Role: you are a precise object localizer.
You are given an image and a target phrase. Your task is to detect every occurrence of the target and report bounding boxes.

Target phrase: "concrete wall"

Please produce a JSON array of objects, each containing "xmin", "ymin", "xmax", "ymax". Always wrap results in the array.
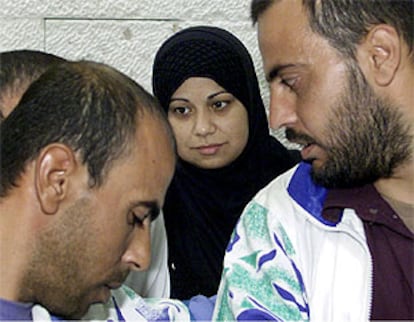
[{"xmin": 1, "ymin": 0, "xmax": 290, "ymax": 144}]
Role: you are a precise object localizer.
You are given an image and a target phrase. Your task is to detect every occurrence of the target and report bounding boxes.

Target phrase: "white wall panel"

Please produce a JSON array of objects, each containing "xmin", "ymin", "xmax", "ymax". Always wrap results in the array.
[
  {"xmin": 0, "ymin": 0, "xmax": 290, "ymax": 145},
  {"xmin": 181, "ymin": 0, "xmax": 249, "ymax": 20},
  {"xmin": 0, "ymin": 18, "xmax": 44, "ymax": 51},
  {"xmin": 45, "ymin": 19, "xmax": 177, "ymax": 92},
  {"xmin": 0, "ymin": 0, "xmax": 259, "ymax": 92},
  {"xmin": 0, "ymin": 0, "xmax": 184, "ymax": 18}
]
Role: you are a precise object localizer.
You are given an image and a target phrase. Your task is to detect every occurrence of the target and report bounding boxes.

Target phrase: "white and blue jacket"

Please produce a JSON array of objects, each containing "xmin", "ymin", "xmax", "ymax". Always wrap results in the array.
[{"xmin": 213, "ymin": 162, "xmax": 372, "ymax": 322}]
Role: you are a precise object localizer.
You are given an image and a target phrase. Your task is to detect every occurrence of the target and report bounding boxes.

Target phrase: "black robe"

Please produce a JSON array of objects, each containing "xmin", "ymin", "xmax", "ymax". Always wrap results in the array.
[{"xmin": 152, "ymin": 26, "xmax": 300, "ymax": 299}]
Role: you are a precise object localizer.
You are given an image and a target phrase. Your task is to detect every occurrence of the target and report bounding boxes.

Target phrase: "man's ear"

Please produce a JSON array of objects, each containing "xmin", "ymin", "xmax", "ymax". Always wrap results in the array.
[
  {"xmin": 35, "ymin": 143, "xmax": 77, "ymax": 214},
  {"xmin": 357, "ymin": 24, "xmax": 401, "ymax": 86}
]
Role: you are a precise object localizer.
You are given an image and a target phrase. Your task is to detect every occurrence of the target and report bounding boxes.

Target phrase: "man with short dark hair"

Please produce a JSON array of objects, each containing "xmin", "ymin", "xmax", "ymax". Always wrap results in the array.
[
  {"xmin": 0, "ymin": 60, "xmax": 189, "ymax": 320},
  {"xmin": 0, "ymin": 50, "xmax": 65, "ymax": 121},
  {"xmin": 0, "ymin": 49, "xmax": 172, "ymax": 300},
  {"xmin": 213, "ymin": 0, "xmax": 413, "ymax": 320}
]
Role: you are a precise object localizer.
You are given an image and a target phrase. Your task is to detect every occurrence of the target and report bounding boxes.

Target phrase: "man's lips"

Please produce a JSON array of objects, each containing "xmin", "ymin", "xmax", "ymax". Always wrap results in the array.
[
  {"xmin": 105, "ymin": 282, "xmax": 123, "ymax": 290},
  {"xmin": 285, "ymin": 128, "xmax": 318, "ymax": 159},
  {"xmin": 105, "ymin": 272, "xmax": 128, "ymax": 291},
  {"xmin": 300, "ymin": 143, "xmax": 315, "ymax": 160},
  {"xmin": 89, "ymin": 280, "xmax": 126, "ymax": 306},
  {"xmin": 285, "ymin": 128, "xmax": 315, "ymax": 146}
]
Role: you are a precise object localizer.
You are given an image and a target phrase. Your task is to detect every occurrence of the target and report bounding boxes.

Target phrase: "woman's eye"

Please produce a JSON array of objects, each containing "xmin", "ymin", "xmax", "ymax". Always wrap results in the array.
[
  {"xmin": 212, "ymin": 100, "xmax": 228, "ymax": 111},
  {"xmin": 171, "ymin": 106, "xmax": 191, "ymax": 116}
]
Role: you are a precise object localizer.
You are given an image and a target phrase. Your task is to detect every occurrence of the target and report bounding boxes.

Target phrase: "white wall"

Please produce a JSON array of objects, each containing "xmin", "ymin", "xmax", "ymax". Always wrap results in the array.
[
  {"xmin": 0, "ymin": 0, "xmax": 290, "ymax": 145},
  {"xmin": 0, "ymin": 1, "xmax": 261, "ymax": 93}
]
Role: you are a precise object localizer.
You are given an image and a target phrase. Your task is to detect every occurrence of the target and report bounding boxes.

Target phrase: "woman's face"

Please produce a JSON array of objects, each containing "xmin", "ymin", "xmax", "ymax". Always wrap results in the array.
[{"xmin": 168, "ymin": 77, "xmax": 249, "ymax": 169}]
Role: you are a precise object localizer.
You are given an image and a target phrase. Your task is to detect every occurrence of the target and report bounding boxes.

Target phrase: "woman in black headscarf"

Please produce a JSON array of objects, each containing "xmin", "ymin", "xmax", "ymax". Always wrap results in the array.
[{"xmin": 152, "ymin": 26, "xmax": 300, "ymax": 300}]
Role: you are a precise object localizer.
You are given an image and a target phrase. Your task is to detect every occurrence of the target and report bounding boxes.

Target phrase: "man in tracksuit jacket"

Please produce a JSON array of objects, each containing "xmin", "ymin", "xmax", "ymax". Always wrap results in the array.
[{"xmin": 213, "ymin": 0, "xmax": 414, "ymax": 321}]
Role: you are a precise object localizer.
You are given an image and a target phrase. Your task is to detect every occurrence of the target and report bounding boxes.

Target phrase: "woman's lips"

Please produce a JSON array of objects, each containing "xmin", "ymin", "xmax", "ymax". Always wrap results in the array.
[{"xmin": 195, "ymin": 144, "xmax": 224, "ymax": 155}]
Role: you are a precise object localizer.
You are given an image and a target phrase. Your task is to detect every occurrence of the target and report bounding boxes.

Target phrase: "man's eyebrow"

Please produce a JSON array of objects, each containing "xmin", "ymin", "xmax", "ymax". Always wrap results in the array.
[
  {"xmin": 131, "ymin": 201, "xmax": 161, "ymax": 221},
  {"xmin": 266, "ymin": 64, "xmax": 296, "ymax": 82}
]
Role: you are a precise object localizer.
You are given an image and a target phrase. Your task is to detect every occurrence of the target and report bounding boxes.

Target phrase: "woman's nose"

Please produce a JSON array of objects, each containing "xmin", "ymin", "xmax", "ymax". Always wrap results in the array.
[{"xmin": 193, "ymin": 110, "xmax": 216, "ymax": 136}]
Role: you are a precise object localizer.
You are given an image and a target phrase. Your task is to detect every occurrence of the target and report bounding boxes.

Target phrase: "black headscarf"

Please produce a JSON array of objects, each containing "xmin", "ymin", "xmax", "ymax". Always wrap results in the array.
[{"xmin": 152, "ymin": 26, "xmax": 300, "ymax": 299}]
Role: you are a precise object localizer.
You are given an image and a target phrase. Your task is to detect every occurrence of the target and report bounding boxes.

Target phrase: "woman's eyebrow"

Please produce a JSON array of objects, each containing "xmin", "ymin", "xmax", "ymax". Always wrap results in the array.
[
  {"xmin": 208, "ymin": 90, "xmax": 229, "ymax": 100},
  {"xmin": 170, "ymin": 97, "xmax": 189, "ymax": 103}
]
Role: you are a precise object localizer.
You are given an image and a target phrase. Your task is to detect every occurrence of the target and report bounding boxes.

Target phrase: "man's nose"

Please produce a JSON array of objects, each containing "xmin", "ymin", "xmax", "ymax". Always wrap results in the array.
[
  {"xmin": 268, "ymin": 88, "xmax": 298, "ymax": 129},
  {"xmin": 122, "ymin": 225, "xmax": 151, "ymax": 272}
]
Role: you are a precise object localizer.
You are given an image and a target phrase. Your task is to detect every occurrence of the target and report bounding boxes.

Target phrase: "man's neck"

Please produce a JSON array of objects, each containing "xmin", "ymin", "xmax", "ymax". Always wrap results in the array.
[
  {"xmin": 374, "ymin": 160, "xmax": 414, "ymax": 206},
  {"xmin": 0, "ymin": 202, "xmax": 34, "ymax": 302}
]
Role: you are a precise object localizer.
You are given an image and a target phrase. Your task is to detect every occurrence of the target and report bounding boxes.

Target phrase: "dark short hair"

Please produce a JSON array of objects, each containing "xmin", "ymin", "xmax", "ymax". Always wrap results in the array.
[
  {"xmin": 0, "ymin": 50, "xmax": 66, "ymax": 120},
  {"xmin": 251, "ymin": 0, "xmax": 414, "ymax": 61},
  {"xmin": 0, "ymin": 60, "xmax": 172, "ymax": 197},
  {"xmin": 251, "ymin": 0, "xmax": 275, "ymax": 24}
]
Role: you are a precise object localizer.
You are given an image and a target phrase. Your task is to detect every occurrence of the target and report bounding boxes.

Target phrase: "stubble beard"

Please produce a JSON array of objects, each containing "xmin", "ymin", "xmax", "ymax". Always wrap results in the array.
[
  {"xmin": 20, "ymin": 198, "xmax": 98, "ymax": 319},
  {"xmin": 311, "ymin": 61, "xmax": 412, "ymax": 188}
]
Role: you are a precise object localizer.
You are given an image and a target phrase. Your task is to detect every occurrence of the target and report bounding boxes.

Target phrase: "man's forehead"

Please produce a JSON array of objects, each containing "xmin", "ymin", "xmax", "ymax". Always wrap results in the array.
[
  {"xmin": 135, "ymin": 113, "xmax": 173, "ymax": 148},
  {"xmin": 257, "ymin": 0, "xmax": 321, "ymax": 72},
  {"xmin": 133, "ymin": 113, "xmax": 176, "ymax": 176},
  {"xmin": 257, "ymin": 0, "xmax": 309, "ymax": 41}
]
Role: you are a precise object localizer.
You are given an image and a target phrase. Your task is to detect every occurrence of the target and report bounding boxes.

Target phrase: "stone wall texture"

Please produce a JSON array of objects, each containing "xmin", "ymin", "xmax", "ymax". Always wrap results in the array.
[{"xmin": 0, "ymin": 0, "xmax": 291, "ymax": 145}]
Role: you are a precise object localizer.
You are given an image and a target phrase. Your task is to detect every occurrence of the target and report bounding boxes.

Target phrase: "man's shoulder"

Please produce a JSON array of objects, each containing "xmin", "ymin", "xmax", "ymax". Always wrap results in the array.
[
  {"xmin": 254, "ymin": 162, "xmax": 327, "ymax": 215},
  {"xmin": 0, "ymin": 298, "xmax": 34, "ymax": 321},
  {"xmin": 254, "ymin": 163, "xmax": 299, "ymax": 202},
  {"xmin": 84, "ymin": 285, "xmax": 190, "ymax": 321}
]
